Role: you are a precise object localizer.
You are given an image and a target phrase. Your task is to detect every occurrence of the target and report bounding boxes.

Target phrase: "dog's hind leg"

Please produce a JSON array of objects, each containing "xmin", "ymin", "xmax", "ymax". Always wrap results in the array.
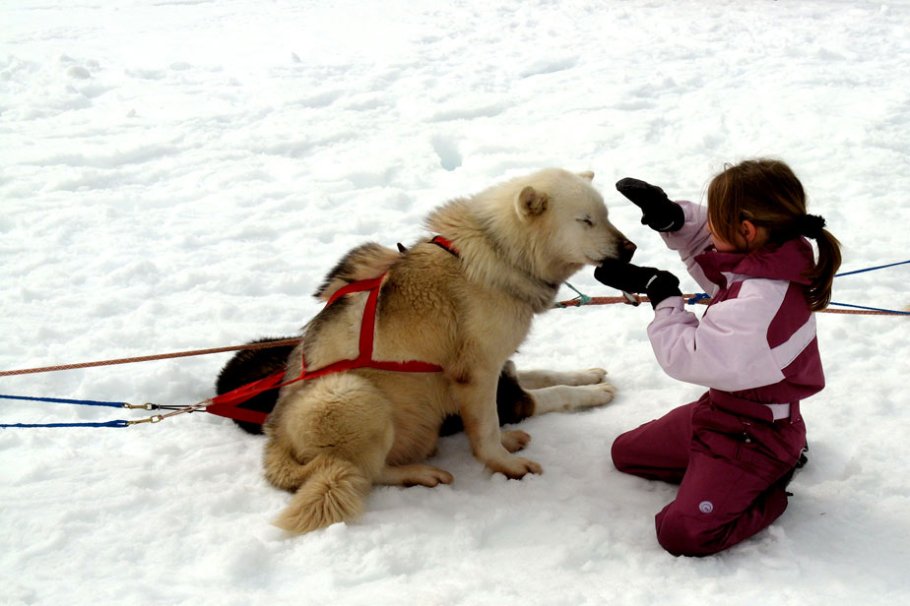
[
  {"xmin": 376, "ymin": 464, "xmax": 453, "ymax": 487},
  {"xmin": 270, "ymin": 375, "xmax": 395, "ymax": 534}
]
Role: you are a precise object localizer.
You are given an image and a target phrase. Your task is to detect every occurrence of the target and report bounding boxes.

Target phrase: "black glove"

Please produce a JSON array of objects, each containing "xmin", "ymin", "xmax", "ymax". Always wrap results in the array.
[
  {"xmin": 616, "ymin": 177, "xmax": 685, "ymax": 232},
  {"xmin": 594, "ymin": 260, "xmax": 681, "ymax": 309}
]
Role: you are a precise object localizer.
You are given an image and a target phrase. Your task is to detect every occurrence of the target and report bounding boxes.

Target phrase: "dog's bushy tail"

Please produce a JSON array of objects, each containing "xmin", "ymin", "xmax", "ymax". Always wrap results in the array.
[
  {"xmin": 273, "ymin": 454, "xmax": 372, "ymax": 534},
  {"xmin": 314, "ymin": 242, "xmax": 401, "ymax": 302}
]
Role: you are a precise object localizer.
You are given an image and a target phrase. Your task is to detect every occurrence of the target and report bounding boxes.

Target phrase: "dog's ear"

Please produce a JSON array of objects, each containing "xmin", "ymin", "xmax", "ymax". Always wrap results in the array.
[
  {"xmin": 517, "ymin": 186, "xmax": 549, "ymax": 218},
  {"xmin": 578, "ymin": 171, "xmax": 595, "ymax": 181}
]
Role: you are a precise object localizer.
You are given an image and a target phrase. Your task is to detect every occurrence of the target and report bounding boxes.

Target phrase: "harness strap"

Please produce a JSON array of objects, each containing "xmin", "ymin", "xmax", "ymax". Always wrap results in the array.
[
  {"xmin": 206, "ymin": 372, "xmax": 285, "ymax": 424},
  {"xmin": 207, "ymin": 269, "xmax": 445, "ymax": 424},
  {"xmin": 430, "ymin": 235, "xmax": 460, "ymax": 256}
]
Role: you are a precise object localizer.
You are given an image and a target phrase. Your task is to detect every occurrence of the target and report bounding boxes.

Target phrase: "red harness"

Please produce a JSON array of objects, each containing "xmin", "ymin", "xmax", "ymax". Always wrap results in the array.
[{"xmin": 207, "ymin": 238, "xmax": 458, "ymax": 425}]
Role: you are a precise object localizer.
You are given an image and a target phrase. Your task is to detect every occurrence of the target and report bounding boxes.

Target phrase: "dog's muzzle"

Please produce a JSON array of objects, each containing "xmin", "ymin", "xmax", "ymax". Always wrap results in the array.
[{"xmin": 618, "ymin": 239, "xmax": 637, "ymax": 263}]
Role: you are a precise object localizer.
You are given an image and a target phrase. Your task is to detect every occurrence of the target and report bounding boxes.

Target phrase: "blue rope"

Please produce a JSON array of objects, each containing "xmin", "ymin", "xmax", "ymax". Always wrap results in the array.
[
  {"xmin": 0, "ymin": 420, "xmax": 129, "ymax": 428},
  {"xmin": 562, "ymin": 282, "xmax": 592, "ymax": 306},
  {"xmin": 829, "ymin": 259, "xmax": 910, "ymax": 314},
  {"xmin": 828, "ymin": 301, "xmax": 910, "ymax": 315},
  {"xmin": 835, "ymin": 259, "xmax": 910, "ymax": 278},
  {"xmin": 673, "ymin": 259, "xmax": 910, "ymax": 312},
  {"xmin": 0, "ymin": 394, "xmax": 133, "ymax": 428},
  {"xmin": 681, "ymin": 295, "xmax": 907, "ymax": 314},
  {"xmin": 570, "ymin": 258, "xmax": 909, "ymax": 313},
  {"xmin": 687, "ymin": 293, "xmax": 711, "ymax": 305},
  {"xmin": 0, "ymin": 394, "xmax": 125, "ymax": 407}
]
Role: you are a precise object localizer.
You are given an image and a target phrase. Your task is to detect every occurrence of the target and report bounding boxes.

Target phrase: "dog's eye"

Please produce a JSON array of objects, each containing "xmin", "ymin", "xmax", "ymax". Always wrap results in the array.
[{"xmin": 577, "ymin": 216, "xmax": 594, "ymax": 227}]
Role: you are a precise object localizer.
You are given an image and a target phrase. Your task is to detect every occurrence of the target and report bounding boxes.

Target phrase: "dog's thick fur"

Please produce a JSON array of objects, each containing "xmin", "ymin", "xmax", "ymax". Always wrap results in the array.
[{"xmin": 262, "ymin": 168, "xmax": 635, "ymax": 534}]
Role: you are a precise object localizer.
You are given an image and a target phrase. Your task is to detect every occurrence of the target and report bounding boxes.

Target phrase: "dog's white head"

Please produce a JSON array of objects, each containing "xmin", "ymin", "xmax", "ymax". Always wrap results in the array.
[
  {"xmin": 425, "ymin": 168, "xmax": 636, "ymax": 309},
  {"xmin": 502, "ymin": 168, "xmax": 636, "ymax": 284}
]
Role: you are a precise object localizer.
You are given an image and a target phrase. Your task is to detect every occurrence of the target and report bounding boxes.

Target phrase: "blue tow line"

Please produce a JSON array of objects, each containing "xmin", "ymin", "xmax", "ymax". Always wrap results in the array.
[
  {"xmin": 0, "ymin": 394, "xmax": 200, "ymax": 429},
  {"xmin": 829, "ymin": 259, "xmax": 910, "ymax": 315},
  {"xmin": 828, "ymin": 301, "xmax": 910, "ymax": 315},
  {"xmin": 2, "ymin": 259, "xmax": 908, "ymax": 429},
  {"xmin": 833, "ymin": 259, "xmax": 910, "ymax": 278},
  {"xmin": 0, "ymin": 394, "xmax": 126, "ymax": 407},
  {"xmin": 675, "ymin": 259, "xmax": 910, "ymax": 315},
  {"xmin": 0, "ymin": 394, "xmax": 132, "ymax": 428},
  {"xmin": 2, "ymin": 419, "xmax": 130, "ymax": 428}
]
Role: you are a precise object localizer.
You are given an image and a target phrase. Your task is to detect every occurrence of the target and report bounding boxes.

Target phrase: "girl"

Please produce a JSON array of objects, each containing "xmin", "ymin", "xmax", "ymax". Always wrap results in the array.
[{"xmin": 594, "ymin": 158, "xmax": 842, "ymax": 557}]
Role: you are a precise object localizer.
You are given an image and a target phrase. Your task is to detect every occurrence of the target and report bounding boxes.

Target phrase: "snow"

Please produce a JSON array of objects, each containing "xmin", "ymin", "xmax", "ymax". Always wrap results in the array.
[{"xmin": 2, "ymin": 1, "xmax": 909, "ymax": 604}]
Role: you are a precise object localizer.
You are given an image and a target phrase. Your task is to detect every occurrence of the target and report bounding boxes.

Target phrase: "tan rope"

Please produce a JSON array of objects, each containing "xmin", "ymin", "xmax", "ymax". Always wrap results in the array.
[
  {"xmin": 813, "ymin": 307, "xmax": 906, "ymax": 315},
  {"xmin": 0, "ymin": 338, "xmax": 302, "ymax": 378}
]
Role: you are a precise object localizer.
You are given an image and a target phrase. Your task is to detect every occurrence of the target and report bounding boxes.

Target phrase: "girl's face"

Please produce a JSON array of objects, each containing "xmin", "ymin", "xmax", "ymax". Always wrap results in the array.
[
  {"xmin": 707, "ymin": 216, "xmax": 741, "ymax": 252},
  {"xmin": 708, "ymin": 216, "xmax": 767, "ymax": 253}
]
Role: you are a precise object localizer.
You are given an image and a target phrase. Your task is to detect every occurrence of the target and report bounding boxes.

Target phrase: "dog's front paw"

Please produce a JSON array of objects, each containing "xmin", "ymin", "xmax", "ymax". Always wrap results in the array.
[
  {"xmin": 587, "ymin": 380, "xmax": 617, "ymax": 406},
  {"xmin": 488, "ymin": 455, "xmax": 542, "ymax": 479},
  {"xmin": 581, "ymin": 368, "xmax": 608, "ymax": 385},
  {"xmin": 501, "ymin": 429, "xmax": 531, "ymax": 453}
]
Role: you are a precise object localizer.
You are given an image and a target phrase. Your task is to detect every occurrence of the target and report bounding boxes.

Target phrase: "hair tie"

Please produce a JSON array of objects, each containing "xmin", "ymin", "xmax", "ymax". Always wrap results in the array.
[{"xmin": 797, "ymin": 214, "xmax": 826, "ymax": 239}]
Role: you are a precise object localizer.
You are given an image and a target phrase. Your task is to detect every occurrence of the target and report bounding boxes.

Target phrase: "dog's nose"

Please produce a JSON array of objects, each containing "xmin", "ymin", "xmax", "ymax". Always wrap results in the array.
[{"xmin": 619, "ymin": 239, "xmax": 637, "ymax": 263}]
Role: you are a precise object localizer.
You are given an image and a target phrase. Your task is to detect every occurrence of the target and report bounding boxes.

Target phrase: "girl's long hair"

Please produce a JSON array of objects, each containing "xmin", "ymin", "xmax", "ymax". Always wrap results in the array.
[{"xmin": 707, "ymin": 159, "xmax": 842, "ymax": 311}]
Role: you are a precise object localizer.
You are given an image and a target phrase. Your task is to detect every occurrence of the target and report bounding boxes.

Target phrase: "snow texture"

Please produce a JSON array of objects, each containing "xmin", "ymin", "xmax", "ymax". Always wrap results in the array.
[{"xmin": 1, "ymin": 1, "xmax": 909, "ymax": 605}]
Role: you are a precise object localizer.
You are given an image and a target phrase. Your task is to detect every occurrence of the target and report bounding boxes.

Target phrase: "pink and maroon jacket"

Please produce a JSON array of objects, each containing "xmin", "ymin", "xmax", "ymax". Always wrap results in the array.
[{"xmin": 648, "ymin": 200, "xmax": 825, "ymax": 412}]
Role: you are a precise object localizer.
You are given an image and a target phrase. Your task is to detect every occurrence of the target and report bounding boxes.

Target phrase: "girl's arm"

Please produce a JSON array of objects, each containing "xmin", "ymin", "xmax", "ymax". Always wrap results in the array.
[
  {"xmin": 659, "ymin": 200, "xmax": 716, "ymax": 295},
  {"xmin": 646, "ymin": 278, "xmax": 815, "ymax": 392}
]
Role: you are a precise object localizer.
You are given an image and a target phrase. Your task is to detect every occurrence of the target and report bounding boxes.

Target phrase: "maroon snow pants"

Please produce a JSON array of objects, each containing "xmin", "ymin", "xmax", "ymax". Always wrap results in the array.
[{"xmin": 611, "ymin": 389, "xmax": 807, "ymax": 557}]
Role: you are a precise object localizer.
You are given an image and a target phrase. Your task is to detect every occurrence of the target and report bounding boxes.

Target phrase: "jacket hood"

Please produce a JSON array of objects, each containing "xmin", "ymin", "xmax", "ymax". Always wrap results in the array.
[{"xmin": 696, "ymin": 237, "xmax": 816, "ymax": 287}]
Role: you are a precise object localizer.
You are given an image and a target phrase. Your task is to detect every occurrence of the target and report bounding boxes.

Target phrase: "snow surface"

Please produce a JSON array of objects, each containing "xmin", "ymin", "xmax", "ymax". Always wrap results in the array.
[{"xmin": 2, "ymin": 1, "xmax": 909, "ymax": 604}]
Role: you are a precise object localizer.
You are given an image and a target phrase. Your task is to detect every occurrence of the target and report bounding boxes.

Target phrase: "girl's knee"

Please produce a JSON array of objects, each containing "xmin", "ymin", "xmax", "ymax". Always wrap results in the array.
[
  {"xmin": 610, "ymin": 432, "xmax": 635, "ymax": 472},
  {"xmin": 655, "ymin": 508, "xmax": 724, "ymax": 557}
]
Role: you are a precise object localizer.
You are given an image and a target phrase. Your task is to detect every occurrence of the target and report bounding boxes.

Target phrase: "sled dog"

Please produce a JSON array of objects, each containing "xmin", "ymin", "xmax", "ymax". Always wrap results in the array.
[{"xmin": 259, "ymin": 168, "xmax": 636, "ymax": 533}]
